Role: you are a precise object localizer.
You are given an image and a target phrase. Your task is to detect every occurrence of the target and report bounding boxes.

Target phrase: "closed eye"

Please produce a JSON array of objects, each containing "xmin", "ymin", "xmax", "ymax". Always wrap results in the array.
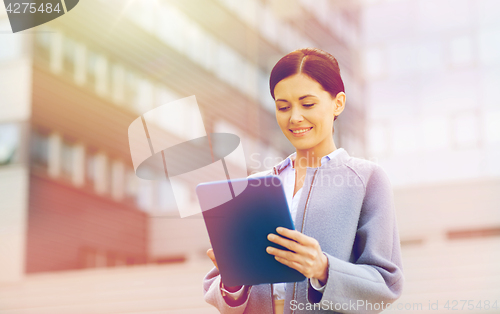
[
  {"xmin": 278, "ymin": 106, "xmax": 289, "ymax": 111},
  {"xmin": 303, "ymin": 104, "xmax": 314, "ymax": 107}
]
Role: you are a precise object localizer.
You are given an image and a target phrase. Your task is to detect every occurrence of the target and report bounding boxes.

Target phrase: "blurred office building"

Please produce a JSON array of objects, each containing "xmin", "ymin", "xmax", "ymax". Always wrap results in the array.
[
  {"xmin": 0, "ymin": 0, "xmax": 361, "ymax": 282},
  {"xmin": 0, "ymin": 0, "xmax": 499, "ymax": 313}
]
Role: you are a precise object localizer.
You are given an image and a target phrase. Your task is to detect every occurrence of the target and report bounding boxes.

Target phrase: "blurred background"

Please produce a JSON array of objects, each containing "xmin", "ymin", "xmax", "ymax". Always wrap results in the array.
[{"xmin": 0, "ymin": 0, "xmax": 499, "ymax": 313}]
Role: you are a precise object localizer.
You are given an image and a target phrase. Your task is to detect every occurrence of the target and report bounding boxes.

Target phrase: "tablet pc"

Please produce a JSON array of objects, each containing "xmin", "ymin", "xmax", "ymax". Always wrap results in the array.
[{"xmin": 196, "ymin": 175, "xmax": 306, "ymax": 287}]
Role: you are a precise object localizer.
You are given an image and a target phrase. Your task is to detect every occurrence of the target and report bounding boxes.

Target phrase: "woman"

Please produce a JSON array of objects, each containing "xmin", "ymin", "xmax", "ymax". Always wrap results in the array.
[{"xmin": 203, "ymin": 48, "xmax": 403, "ymax": 314}]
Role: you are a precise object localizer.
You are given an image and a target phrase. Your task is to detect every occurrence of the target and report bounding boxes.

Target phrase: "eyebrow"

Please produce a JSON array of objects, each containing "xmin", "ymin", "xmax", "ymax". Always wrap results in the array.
[{"xmin": 275, "ymin": 94, "xmax": 318, "ymax": 102}]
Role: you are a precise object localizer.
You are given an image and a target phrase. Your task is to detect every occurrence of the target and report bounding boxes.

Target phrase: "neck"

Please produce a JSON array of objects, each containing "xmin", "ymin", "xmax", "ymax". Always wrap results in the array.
[{"xmin": 294, "ymin": 138, "xmax": 337, "ymax": 169}]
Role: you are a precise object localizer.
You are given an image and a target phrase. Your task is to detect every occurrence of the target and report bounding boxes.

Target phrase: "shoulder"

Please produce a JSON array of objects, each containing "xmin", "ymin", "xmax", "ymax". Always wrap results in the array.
[{"xmin": 343, "ymin": 156, "xmax": 391, "ymax": 190}]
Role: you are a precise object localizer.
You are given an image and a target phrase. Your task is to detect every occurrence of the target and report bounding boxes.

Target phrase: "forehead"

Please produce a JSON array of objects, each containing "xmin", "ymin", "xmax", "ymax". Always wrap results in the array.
[{"xmin": 274, "ymin": 74, "xmax": 327, "ymax": 99}]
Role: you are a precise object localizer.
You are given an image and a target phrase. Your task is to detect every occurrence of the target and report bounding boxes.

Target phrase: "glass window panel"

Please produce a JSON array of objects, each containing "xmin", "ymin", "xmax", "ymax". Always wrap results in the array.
[
  {"xmin": 86, "ymin": 152, "xmax": 97, "ymax": 185},
  {"xmin": 0, "ymin": 123, "xmax": 20, "ymax": 166},
  {"xmin": 124, "ymin": 71, "xmax": 139, "ymax": 110},
  {"xmin": 95, "ymin": 55, "xmax": 108, "ymax": 96},
  {"xmin": 86, "ymin": 50, "xmax": 98, "ymax": 91},
  {"xmin": 0, "ymin": 20, "xmax": 23, "ymax": 61},
  {"xmin": 61, "ymin": 140, "xmax": 74, "ymax": 179},
  {"xmin": 136, "ymin": 178, "xmax": 153, "ymax": 211},
  {"xmin": 63, "ymin": 37, "xmax": 77, "ymax": 75},
  {"xmin": 135, "ymin": 78, "xmax": 154, "ymax": 113},
  {"xmin": 34, "ymin": 25, "xmax": 51, "ymax": 61},
  {"xmin": 30, "ymin": 130, "xmax": 49, "ymax": 168},
  {"xmin": 111, "ymin": 64, "xmax": 125, "ymax": 104},
  {"xmin": 157, "ymin": 180, "xmax": 177, "ymax": 213}
]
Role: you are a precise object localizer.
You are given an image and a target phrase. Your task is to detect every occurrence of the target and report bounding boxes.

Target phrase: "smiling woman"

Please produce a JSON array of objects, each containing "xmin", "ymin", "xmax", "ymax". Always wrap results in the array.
[{"xmin": 203, "ymin": 48, "xmax": 404, "ymax": 314}]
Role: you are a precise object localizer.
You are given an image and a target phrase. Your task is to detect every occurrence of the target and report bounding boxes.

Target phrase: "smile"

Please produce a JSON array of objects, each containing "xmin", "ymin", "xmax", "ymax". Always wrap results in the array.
[{"xmin": 290, "ymin": 127, "xmax": 312, "ymax": 136}]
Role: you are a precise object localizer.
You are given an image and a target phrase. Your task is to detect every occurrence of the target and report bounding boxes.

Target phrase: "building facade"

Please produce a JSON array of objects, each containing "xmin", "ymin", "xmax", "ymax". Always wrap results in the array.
[{"xmin": 0, "ymin": 0, "xmax": 358, "ymax": 282}]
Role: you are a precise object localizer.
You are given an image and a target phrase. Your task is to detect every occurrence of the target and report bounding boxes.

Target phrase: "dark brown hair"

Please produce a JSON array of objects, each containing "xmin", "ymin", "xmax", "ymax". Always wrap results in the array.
[{"xmin": 269, "ymin": 48, "xmax": 344, "ymax": 121}]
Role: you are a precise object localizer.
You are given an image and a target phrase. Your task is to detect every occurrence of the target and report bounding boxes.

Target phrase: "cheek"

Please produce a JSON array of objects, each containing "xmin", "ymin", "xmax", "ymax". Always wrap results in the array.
[{"xmin": 276, "ymin": 114, "xmax": 288, "ymax": 129}]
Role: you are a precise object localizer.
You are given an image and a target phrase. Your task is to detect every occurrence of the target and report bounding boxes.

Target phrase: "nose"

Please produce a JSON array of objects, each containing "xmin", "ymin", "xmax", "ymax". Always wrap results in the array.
[{"xmin": 289, "ymin": 106, "xmax": 304, "ymax": 124}]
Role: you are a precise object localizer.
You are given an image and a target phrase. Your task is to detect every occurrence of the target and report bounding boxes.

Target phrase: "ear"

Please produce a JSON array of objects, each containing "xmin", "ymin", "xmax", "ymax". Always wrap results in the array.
[{"xmin": 333, "ymin": 92, "xmax": 346, "ymax": 119}]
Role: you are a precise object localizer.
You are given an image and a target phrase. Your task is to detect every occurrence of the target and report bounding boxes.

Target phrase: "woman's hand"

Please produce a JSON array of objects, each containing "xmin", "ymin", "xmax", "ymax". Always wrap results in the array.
[
  {"xmin": 266, "ymin": 227, "xmax": 328, "ymax": 285},
  {"xmin": 206, "ymin": 248, "xmax": 243, "ymax": 292},
  {"xmin": 207, "ymin": 248, "xmax": 219, "ymax": 270}
]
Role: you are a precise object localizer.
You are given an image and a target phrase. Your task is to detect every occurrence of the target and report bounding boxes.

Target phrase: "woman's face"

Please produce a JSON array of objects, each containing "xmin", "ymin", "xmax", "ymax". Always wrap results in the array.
[{"xmin": 274, "ymin": 74, "xmax": 344, "ymax": 154}]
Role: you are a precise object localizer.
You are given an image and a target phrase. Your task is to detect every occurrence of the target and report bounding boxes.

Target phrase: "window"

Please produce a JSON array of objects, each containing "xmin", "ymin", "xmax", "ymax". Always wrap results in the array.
[
  {"xmin": 31, "ymin": 130, "xmax": 49, "ymax": 168},
  {"xmin": 61, "ymin": 140, "xmax": 75, "ymax": 179},
  {"xmin": 0, "ymin": 123, "xmax": 20, "ymax": 166},
  {"xmin": 111, "ymin": 160, "xmax": 125, "ymax": 201},
  {"xmin": 86, "ymin": 50, "xmax": 98, "ymax": 91},
  {"xmin": 34, "ymin": 25, "xmax": 51, "ymax": 62},
  {"xmin": 87, "ymin": 150, "xmax": 110, "ymax": 194},
  {"xmin": 0, "ymin": 21, "xmax": 23, "ymax": 62},
  {"xmin": 49, "ymin": 31, "xmax": 63, "ymax": 73},
  {"xmin": 74, "ymin": 43, "xmax": 86, "ymax": 85},
  {"xmin": 137, "ymin": 177, "xmax": 153, "ymax": 212},
  {"xmin": 86, "ymin": 152, "xmax": 97, "ymax": 186},
  {"xmin": 124, "ymin": 71, "xmax": 139, "ymax": 111},
  {"xmin": 47, "ymin": 133, "xmax": 62, "ymax": 178},
  {"xmin": 95, "ymin": 55, "xmax": 108, "ymax": 96},
  {"xmin": 185, "ymin": 23, "xmax": 204, "ymax": 64},
  {"xmin": 111, "ymin": 64, "xmax": 125, "ymax": 104},
  {"xmin": 62, "ymin": 37, "xmax": 77, "ymax": 76},
  {"xmin": 125, "ymin": 168, "xmax": 138, "ymax": 199},
  {"xmin": 93, "ymin": 153, "xmax": 109, "ymax": 195},
  {"xmin": 241, "ymin": 60, "xmax": 258, "ymax": 98},
  {"xmin": 60, "ymin": 140, "xmax": 85, "ymax": 186},
  {"xmin": 157, "ymin": 180, "xmax": 177, "ymax": 213},
  {"xmin": 135, "ymin": 78, "xmax": 154, "ymax": 113}
]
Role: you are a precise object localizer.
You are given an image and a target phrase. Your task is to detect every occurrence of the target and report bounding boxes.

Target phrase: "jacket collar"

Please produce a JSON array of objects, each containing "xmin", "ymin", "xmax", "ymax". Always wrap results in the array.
[{"xmin": 273, "ymin": 148, "xmax": 349, "ymax": 175}]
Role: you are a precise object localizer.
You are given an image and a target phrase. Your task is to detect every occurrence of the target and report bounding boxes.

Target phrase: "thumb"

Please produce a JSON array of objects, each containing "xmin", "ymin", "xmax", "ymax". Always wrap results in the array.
[{"xmin": 206, "ymin": 248, "xmax": 218, "ymax": 270}]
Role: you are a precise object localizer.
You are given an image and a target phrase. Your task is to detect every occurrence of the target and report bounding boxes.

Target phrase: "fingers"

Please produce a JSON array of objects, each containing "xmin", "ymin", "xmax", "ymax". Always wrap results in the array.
[
  {"xmin": 206, "ymin": 248, "xmax": 218, "ymax": 270},
  {"xmin": 267, "ymin": 233, "xmax": 303, "ymax": 255},
  {"xmin": 266, "ymin": 245, "xmax": 301, "ymax": 263},
  {"xmin": 276, "ymin": 227, "xmax": 316, "ymax": 246}
]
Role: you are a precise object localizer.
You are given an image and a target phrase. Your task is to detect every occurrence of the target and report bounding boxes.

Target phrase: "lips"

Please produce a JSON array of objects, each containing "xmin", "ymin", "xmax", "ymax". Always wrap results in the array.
[{"xmin": 290, "ymin": 127, "xmax": 313, "ymax": 136}]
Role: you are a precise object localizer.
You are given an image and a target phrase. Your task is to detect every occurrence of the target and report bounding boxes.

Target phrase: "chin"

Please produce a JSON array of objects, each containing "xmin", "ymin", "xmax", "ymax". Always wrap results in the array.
[{"xmin": 290, "ymin": 141, "xmax": 315, "ymax": 151}]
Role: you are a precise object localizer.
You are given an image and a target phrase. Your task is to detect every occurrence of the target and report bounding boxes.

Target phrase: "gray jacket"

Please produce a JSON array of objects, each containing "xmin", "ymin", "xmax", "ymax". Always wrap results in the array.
[{"xmin": 203, "ymin": 148, "xmax": 404, "ymax": 313}]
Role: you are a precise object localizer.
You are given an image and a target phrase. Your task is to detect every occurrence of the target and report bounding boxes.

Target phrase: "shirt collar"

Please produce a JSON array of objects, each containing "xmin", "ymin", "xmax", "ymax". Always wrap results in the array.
[{"xmin": 276, "ymin": 148, "xmax": 345, "ymax": 174}]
